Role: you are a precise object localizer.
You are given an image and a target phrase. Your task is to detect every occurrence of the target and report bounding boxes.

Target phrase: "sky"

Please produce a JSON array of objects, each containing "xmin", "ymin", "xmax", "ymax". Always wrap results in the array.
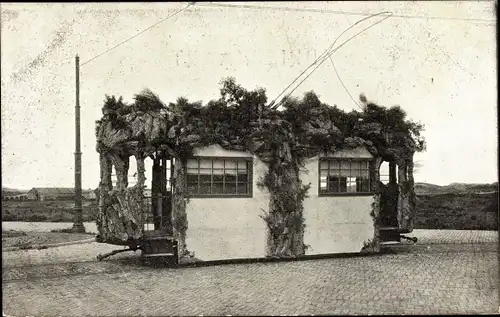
[{"xmin": 1, "ymin": 1, "xmax": 497, "ymax": 190}]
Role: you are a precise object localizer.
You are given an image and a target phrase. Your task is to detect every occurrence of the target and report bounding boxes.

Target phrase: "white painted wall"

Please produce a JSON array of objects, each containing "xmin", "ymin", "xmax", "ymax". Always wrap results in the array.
[
  {"xmin": 185, "ymin": 145, "xmax": 270, "ymax": 261},
  {"xmin": 185, "ymin": 145, "xmax": 376, "ymax": 261},
  {"xmin": 300, "ymin": 148, "xmax": 376, "ymax": 255}
]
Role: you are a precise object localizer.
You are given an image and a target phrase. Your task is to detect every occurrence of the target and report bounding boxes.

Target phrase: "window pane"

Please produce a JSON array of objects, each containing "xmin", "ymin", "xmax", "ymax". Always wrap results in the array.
[
  {"xmin": 199, "ymin": 183, "xmax": 211, "ymax": 194},
  {"xmin": 187, "ymin": 183, "xmax": 198, "ymax": 194},
  {"xmin": 213, "ymin": 174, "xmax": 223, "ymax": 182},
  {"xmin": 320, "ymin": 181, "xmax": 327, "ymax": 191},
  {"xmin": 326, "ymin": 169, "xmax": 340, "ymax": 177},
  {"xmin": 328, "ymin": 177, "xmax": 347, "ymax": 192},
  {"xmin": 356, "ymin": 178, "xmax": 370, "ymax": 192},
  {"xmin": 225, "ymin": 160, "xmax": 237, "ymax": 169},
  {"xmin": 320, "ymin": 160, "xmax": 329, "ymax": 170},
  {"xmin": 237, "ymin": 160, "xmax": 248, "ymax": 169},
  {"xmin": 199, "ymin": 168, "xmax": 212, "ymax": 175},
  {"xmin": 329, "ymin": 160, "xmax": 340, "ymax": 170},
  {"xmin": 199, "ymin": 174, "xmax": 211, "ymax": 183},
  {"xmin": 213, "ymin": 168, "xmax": 224, "ymax": 175},
  {"xmin": 327, "ymin": 176, "xmax": 339, "ymax": 183},
  {"xmin": 363, "ymin": 180, "xmax": 370, "ymax": 192},
  {"xmin": 237, "ymin": 171, "xmax": 248, "ymax": 182},
  {"xmin": 320, "ymin": 176, "xmax": 327, "ymax": 190},
  {"xmin": 225, "ymin": 182, "xmax": 237, "ymax": 194},
  {"xmin": 187, "ymin": 159, "xmax": 198, "ymax": 168},
  {"xmin": 350, "ymin": 161, "xmax": 368, "ymax": 177},
  {"xmin": 320, "ymin": 169, "xmax": 328, "ymax": 190},
  {"xmin": 347, "ymin": 177, "xmax": 357, "ymax": 193},
  {"xmin": 225, "ymin": 169, "xmax": 237, "ymax": 175},
  {"xmin": 328, "ymin": 182, "xmax": 339, "ymax": 192},
  {"xmin": 213, "ymin": 159, "xmax": 224, "ymax": 169},
  {"xmin": 200, "ymin": 159, "xmax": 212, "ymax": 169},
  {"xmin": 225, "ymin": 174, "xmax": 237, "ymax": 183},
  {"xmin": 187, "ymin": 174, "xmax": 198, "ymax": 183},
  {"xmin": 339, "ymin": 169, "xmax": 351, "ymax": 177},
  {"xmin": 187, "ymin": 168, "xmax": 198, "ymax": 174},
  {"xmin": 237, "ymin": 182, "xmax": 248, "ymax": 194},
  {"xmin": 350, "ymin": 168, "xmax": 361, "ymax": 177},
  {"xmin": 360, "ymin": 169, "xmax": 369, "ymax": 178},
  {"xmin": 350, "ymin": 161, "xmax": 361, "ymax": 170},
  {"xmin": 212, "ymin": 182, "xmax": 223, "ymax": 194}
]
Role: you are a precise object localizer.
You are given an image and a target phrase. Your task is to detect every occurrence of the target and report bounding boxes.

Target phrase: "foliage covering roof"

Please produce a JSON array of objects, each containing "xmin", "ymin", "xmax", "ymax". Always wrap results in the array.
[{"xmin": 95, "ymin": 77, "xmax": 426, "ymax": 163}]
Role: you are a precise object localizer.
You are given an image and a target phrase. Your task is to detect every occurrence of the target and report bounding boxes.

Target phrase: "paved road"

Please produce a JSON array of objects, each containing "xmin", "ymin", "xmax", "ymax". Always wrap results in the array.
[{"xmin": 2, "ymin": 230, "xmax": 499, "ymax": 316}]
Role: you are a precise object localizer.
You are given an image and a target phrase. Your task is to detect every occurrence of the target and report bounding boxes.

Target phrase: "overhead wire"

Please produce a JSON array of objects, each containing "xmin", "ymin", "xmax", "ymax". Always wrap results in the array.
[
  {"xmin": 271, "ymin": 12, "xmax": 393, "ymax": 110},
  {"xmin": 269, "ymin": 11, "xmax": 391, "ymax": 108},
  {"xmin": 330, "ymin": 6, "xmax": 364, "ymax": 110},
  {"xmin": 80, "ymin": 3, "xmax": 192, "ymax": 67},
  {"xmin": 329, "ymin": 57, "xmax": 363, "ymax": 110},
  {"xmin": 279, "ymin": 13, "xmax": 393, "ymax": 106},
  {"xmin": 192, "ymin": 2, "xmax": 496, "ymax": 24}
]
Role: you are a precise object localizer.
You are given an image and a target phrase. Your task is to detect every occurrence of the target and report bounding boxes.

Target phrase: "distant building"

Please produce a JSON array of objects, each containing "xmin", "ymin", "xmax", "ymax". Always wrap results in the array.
[
  {"xmin": 27, "ymin": 188, "xmax": 75, "ymax": 201},
  {"xmin": 25, "ymin": 188, "xmax": 100, "ymax": 201},
  {"xmin": 2, "ymin": 193, "xmax": 29, "ymax": 201}
]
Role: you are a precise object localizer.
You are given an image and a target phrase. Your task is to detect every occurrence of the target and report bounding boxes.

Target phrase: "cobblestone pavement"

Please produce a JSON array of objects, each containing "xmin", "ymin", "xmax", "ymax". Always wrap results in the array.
[
  {"xmin": 406, "ymin": 229, "xmax": 498, "ymax": 244},
  {"xmin": 2, "ymin": 230, "xmax": 499, "ymax": 316}
]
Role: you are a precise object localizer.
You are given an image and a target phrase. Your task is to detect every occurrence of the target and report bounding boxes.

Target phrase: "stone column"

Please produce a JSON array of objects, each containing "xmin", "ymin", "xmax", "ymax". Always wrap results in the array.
[{"xmin": 397, "ymin": 159, "xmax": 411, "ymax": 232}]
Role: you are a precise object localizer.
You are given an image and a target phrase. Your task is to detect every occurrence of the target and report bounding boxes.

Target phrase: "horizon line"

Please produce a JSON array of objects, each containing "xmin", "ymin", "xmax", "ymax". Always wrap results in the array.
[{"xmin": 2, "ymin": 181, "xmax": 498, "ymax": 192}]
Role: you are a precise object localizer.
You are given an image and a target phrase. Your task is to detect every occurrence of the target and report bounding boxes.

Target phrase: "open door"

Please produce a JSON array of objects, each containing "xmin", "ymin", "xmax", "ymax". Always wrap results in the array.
[
  {"xmin": 141, "ymin": 151, "xmax": 178, "ymax": 261},
  {"xmin": 150, "ymin": 151, "xmax": 173, "ymax": 234},
  {"xmin": 379, "ymin": 161, "xmax": 401, "ymax": 242}
]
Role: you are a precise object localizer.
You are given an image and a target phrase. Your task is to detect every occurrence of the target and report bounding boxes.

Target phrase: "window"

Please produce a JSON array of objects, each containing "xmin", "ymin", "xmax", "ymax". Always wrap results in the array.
[
  {"xmin": 319, "ymin": 159, "xmax": 371, "ymax": 195},
  {"xmin": 186, "ymin": 157, "xmax": 252, "ymax": 197}
]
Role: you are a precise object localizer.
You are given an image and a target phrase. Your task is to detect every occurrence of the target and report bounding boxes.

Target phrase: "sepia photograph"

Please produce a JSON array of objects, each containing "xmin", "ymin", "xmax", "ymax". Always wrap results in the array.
[{"xmin": 1, "ymin": 1, "xmax": 498, "ymax": 315}]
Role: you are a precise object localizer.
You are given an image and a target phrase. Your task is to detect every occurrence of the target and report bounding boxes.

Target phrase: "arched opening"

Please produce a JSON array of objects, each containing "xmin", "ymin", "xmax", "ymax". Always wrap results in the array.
[
  {"xmin": 379, "ymin": 161, "xmax": 390, "ymax": 185},
  {"xmin": 110, "ymin": 156, "xmax": 137, "ymax": 189},
  {"xmin": 379, "ymin": 161, "xmax": 399, "ymax": 185},
  {"xmin": 145, "ymin": 151, "xmax": 174, "ymax": 234},
  {"xmin": 379, "ymin": 160, "xmax": 399, "ymax": 228}
]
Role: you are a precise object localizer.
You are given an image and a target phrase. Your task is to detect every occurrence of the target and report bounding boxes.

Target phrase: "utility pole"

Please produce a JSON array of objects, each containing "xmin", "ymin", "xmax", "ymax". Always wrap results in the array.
[{"xmin": 72, "ymin": 54, "xmax": 85, "ymax": 233}]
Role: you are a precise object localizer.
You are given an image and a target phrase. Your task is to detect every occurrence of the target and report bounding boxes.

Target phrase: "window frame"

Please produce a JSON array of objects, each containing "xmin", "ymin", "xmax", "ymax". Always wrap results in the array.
[
  {"xmin": 318, "ymin": 157, "xmax": 373, "ymax": 196},
  {"xmin": 184, "ymin": 156, "xmax": 253, "ymax": 198}
]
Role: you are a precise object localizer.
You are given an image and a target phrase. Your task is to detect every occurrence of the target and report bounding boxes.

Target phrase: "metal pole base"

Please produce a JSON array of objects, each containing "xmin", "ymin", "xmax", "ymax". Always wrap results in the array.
[
  {"xmin": 71, "ymin": 223, "xmax": 86, "ymax": 233},
  {"xmin": 400, "ymin": 235, "xmax": 418, "ymax": 243},
  {"xmin": 97, "ymin": 246, "xmax": 139, "ymax": 261}
]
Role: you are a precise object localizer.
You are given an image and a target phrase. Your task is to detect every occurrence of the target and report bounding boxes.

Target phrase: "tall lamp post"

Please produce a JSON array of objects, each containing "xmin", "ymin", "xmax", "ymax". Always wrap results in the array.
[{"xmin": 72, "ymin": 54, "xmax": 85, "ymax": 233}]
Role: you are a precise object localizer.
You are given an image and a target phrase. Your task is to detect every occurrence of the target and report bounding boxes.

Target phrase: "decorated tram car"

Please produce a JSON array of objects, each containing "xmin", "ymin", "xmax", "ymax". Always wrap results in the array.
[{"xmin": 93, "ymin": 88, "xmax": 421, "ymax": 264}]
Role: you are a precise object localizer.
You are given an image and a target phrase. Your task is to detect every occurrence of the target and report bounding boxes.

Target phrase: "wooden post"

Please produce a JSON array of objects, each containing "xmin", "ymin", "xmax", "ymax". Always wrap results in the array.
[
  {"xmin": 72, "ymin": 54, "xmax": 85, "ymax": 233},
  {"xmin": 152, "ymin": 154, "xmax": 161, "ymax": 230},
  {"xmin": 389, "ymin": 161, "xmax": 397, "ymax": 184},
  {"xmin": 161, "ymin": 156, "xmax": 170, "ymax": 231}
]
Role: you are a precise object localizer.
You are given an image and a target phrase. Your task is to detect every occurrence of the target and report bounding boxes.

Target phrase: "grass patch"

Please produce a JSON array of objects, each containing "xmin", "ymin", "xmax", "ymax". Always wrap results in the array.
[
  {"xmin": 2, "ymin": 230, "xmax": 28, "ymax": 238},
  {"xmin": 415, "ymin": 192, "xmax": 498, "ymax": 230},
  {"xmin": 1, "ymin": 200, "xmax": 98, "ymax": 222}
]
